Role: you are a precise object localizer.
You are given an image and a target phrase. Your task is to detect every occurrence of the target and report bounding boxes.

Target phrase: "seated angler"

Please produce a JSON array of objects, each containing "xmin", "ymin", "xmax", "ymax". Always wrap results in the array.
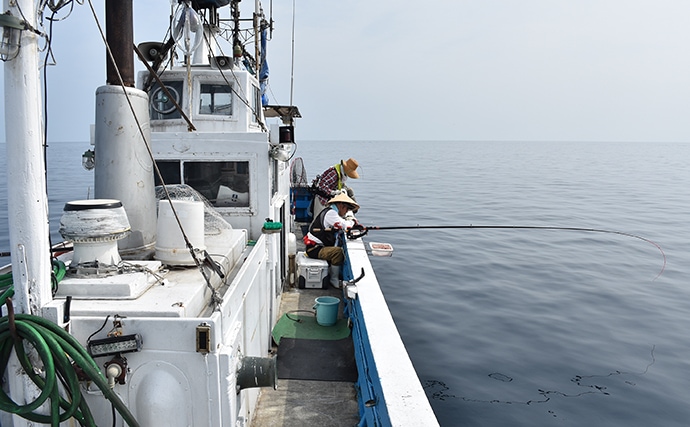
[{"xmin": 303, "ymin": 192, "xmax": 363, "ymax": 288}]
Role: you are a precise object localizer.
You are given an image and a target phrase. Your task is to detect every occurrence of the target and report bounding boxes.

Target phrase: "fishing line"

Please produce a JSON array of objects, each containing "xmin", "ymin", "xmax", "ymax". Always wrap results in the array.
[{"xmin": 362, "ymin": 224, "xmax": 666, "ymax": 280}]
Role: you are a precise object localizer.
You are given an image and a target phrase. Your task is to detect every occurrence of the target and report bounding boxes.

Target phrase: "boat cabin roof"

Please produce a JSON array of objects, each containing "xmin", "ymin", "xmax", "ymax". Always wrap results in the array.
[{"xmin": 137, "ymin": 67, "xmax": 266, "ymax": 134}]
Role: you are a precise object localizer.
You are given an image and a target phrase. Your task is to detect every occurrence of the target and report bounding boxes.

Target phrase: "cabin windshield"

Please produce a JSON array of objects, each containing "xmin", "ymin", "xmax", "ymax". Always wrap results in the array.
[
  {"xmin": 149, "ymin": 80, "xmax": 184, "ymax": 120},
  {"xmin": 155, "ymin": 160, "xmax": 250, "ymax": 208},
  {"xmin": 199, "ymin": 83, "xmax": 233, "ymax": 116}
]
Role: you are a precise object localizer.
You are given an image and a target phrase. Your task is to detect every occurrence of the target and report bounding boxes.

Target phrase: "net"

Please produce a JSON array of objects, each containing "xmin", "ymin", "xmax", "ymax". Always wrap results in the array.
[{"xmin": 155, "ymin": 184, "xmax": 233, "ymax": 236}]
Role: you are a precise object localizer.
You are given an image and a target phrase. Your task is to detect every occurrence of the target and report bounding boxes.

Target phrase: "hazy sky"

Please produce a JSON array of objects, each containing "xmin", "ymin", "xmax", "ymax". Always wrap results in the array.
[{"xmin": 2, "ymin": 0, "xmax": 690, "ymax": 142}]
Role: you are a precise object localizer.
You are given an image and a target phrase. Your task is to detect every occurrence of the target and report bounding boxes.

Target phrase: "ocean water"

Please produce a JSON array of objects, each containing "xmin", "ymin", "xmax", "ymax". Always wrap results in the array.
[
  {"xmin": 2, "ymin": 140, "xmax": 690, "ymax": 426},
  {"xmin": 297, "ymin": 140, "xmax": 690, "ymax": 427},
  {"xmin": 0, "ymin": 141, "xmax": 93, "ymax": 266}
]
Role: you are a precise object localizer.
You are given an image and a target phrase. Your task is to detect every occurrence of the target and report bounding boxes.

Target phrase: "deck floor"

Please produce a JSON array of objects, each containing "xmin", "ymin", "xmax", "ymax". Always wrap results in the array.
[
  {"xmin": 252, "ymin": 287, "xmax": 360, "ymax": 426},
  {"xmin": 251, "ymin": 220, "xmax": 360, "ymax": 426}
]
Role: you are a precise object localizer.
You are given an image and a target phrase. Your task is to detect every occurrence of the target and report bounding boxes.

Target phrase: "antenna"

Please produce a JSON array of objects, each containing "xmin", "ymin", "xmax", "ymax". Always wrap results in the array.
[{"xmin": 290, "ymin": 0, "xmax": 296, "ymax": 107}]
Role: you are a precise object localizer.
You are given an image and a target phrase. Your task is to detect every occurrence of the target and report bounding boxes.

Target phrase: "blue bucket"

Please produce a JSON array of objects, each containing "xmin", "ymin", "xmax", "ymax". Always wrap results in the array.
[{"xmin": 313, "ymin": 296, "xmax": 340, "ymax": 326}]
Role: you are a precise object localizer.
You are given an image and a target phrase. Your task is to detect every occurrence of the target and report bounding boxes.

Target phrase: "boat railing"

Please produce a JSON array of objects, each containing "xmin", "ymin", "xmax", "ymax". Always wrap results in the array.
[{"xmin": 345, "ymin": 239, "xmax": 440, "ymax": 426}]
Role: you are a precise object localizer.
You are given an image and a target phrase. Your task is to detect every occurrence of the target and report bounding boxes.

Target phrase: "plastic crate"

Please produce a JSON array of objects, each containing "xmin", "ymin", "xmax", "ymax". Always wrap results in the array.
[{"xmin": 291, "ymin": 186, "xmax": 313, "ymax": 223}]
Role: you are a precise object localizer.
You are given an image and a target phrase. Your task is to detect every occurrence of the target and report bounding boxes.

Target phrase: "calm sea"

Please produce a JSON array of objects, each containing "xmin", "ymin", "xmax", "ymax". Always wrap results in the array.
[{"xmin": 2, "ymin": 140, "xmax": 690, "ymax": 426}]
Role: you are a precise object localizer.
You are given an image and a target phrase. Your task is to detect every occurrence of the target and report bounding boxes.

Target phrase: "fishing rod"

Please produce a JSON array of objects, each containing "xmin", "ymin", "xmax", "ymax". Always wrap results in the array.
[{"xmin": 344, "ymin": 224, "xmax": 666, "ymax": 280}]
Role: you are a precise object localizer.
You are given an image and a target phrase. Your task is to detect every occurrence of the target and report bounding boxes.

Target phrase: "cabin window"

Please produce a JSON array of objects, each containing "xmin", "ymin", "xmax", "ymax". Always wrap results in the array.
[
  {"xmin": 149, "ymin": 81, "xmax": 184, "ymax": 120},
  {"xmin": 154, "ymin": 160, "xmax": 250, "ymax": 207},
  {"xmin": 183, "ymin": 161, "xmax": 250, "ymax": 207},
  {"xmin": 251, "ymin": 85, "xmax": 260, "ymax": 123},
  {"xmin": 154, "ymin": 161, "xmax": 181, "ymax": 186},
  {"xmin": 199, "ymin": 84, "xmax": 233, "ymax": 116}
]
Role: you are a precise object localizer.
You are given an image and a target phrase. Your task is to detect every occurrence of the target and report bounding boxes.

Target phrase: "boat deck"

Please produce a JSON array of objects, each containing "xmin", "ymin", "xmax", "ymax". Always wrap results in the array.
[
  {"xmin": 251, "ymin": 220, "xmax": 360, "ymax": 426},
  {"xmin": 251, "ymin": 287, "xmax": 360, "ymax": 426}
]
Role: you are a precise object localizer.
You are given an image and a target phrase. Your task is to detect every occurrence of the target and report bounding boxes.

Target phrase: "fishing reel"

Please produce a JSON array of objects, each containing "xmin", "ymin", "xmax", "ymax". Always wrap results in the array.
[{"xmin": 346, "ymin": 224, "xmax": 368, "ymax": 240}]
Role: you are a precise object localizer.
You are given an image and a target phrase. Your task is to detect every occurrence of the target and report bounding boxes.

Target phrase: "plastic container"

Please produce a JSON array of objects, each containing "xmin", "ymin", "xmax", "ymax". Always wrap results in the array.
[
  {"xmin": 368, "ymin": 241, "xmax": 394, "ymax": 257},
  {"xmin": 313, "ymin": 296, "xmax": 340, "ymax": 326},
  {"xmin": 290, "ymin": 186, "xmax": 313, "ymax": 223},
  {"xmin": 155, "ymin": 200, "xmax": 205, "ymax": 265},
  {"xmin": 296, "ymin": 252, "xmax": 329, "ymax": 289},
  {"xmin": 287, "ymin": 233, "xmax": 297, "ymax": 256}
]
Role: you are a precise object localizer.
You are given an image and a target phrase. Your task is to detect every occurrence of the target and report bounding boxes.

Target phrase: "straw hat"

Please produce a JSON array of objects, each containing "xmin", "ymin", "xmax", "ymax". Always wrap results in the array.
[
  {"xmin": 327, "ymin": 192, "xmax": 360, "ymax": 211},
  {"xmin": 341, "ymin": 158, "xmax": 360, "ymax": 179}
]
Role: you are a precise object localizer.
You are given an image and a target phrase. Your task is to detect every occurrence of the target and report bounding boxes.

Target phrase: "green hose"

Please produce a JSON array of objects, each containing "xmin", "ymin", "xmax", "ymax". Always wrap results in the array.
[
  {"xmin": 51, "ymin": 259, "xmax": 66, "ymax": 296},
  {"xmin": 1, "ymin": 259, "xmax": 67, "ymax": 295},
  {"xmin": 0, "ymin": 273, "xmax": 12, "ymax": 289},
  {"xmin": 0, "ymin": 273, "xmax": 140, "ymax": 426},
  {"xmin": 0, "ymin": 314, "xmax": 140, "ymax": 426}
]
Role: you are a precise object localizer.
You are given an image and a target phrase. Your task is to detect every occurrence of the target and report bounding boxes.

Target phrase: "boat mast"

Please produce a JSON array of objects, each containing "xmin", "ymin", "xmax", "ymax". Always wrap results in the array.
[
  {"xmin": 232, "ymin": 0, "xmax": 240, "ymax": 60},
  {"xmin": 3, "ymin": 0, "xmax": 52, "ymax": 314},
  {"xmin": 254, "ymin": 0, "xmax": 260, "ymax": 69}
]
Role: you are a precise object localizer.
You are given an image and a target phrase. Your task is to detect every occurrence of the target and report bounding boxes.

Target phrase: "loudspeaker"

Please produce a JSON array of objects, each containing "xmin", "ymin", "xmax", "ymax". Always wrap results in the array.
[
  {"xmin": 211, "ymin": 56, "xmax": 232, "ymax": 69},
  {"xmin": 137, "ymin": 42, "xmax": 165, "ymax": 62}
]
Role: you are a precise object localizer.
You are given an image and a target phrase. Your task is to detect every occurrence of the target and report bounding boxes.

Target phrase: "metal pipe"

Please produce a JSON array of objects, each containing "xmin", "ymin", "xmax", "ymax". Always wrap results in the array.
[{"xmin": 105, "ymin": 0, "xmax": 134, "ymax": 86}]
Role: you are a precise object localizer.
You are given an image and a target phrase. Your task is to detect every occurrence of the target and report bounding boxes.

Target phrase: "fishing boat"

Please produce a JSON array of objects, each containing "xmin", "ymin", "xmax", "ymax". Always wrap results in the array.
[{"xmin": 0, "ymin": 0, "xmax": 437, "ymax": 425}]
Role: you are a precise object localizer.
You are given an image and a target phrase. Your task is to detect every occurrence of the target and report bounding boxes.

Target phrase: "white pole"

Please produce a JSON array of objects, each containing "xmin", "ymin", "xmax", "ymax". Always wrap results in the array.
[
  {"xmin": 2, "ymin": 2, "xmax": 52, "ymax": 424},
  {"xmin": 3, "ymin": 0, "xmax": 52, "ymax": 314}
]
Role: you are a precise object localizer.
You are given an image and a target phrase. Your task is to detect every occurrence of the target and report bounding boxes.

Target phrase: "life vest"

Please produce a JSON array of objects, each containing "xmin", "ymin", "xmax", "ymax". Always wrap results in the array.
[
  {"xmin": 334, "ymin": 163, "xmax": 345, "ymax": 190},
  {"xmin": 308, "ymin": 208, "xmax": 337, "ymax": 247}
]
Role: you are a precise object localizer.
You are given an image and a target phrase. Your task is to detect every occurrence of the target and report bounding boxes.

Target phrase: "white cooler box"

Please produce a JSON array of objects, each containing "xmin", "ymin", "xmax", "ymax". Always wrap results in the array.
[{"xmin": 296, "ymin": 252, "xmax": 330, "ymax": 289}]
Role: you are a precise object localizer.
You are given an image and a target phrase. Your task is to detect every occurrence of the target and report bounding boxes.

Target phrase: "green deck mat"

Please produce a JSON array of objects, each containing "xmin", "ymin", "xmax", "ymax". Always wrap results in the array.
[{"xmin": 272, "ymin": 313, "xmax": 351, "ymax": 345}]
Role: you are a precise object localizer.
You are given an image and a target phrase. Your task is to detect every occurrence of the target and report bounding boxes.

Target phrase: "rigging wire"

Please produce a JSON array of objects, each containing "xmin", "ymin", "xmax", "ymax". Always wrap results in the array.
[
  {"xmin": 197, "ymin": 9, "xmax": 268, "ymax": 131},
  {"xmin": 133, "ymin": 44, "xmax": 196, "ymax": 131},
  {"xmin": 42, "ymin": 7, "xmax": 62, "ymax": 262},
  {"xmin": 85, "ymin": 0, "xmax": 223, "ymax": 309}
]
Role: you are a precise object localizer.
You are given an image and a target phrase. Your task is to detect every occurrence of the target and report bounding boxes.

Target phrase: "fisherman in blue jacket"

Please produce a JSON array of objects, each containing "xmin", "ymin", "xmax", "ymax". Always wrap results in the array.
[{"xmin": 303, "ymin": 192, "xmax": 362, "ymax": 288}]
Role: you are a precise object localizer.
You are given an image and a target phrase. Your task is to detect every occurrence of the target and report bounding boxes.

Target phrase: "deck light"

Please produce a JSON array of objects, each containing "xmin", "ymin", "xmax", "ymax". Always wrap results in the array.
[
  {"xmin": 82, "ymin": 149, "xmax": 95, "ymax": 170},
  {"xmin": 269, "ymin": 143, "xmax": 296, "ymax": 162},
  {"xmin": 88, "ymin": 334, "xmax": 143, "ymax": 357},
  {"xmin": 0, "ymin": 11, "xmax": 25, "ymax": 61},
  {"xmin": 269, "ymin": 126, "xmax": 296, "ymax": 161}
]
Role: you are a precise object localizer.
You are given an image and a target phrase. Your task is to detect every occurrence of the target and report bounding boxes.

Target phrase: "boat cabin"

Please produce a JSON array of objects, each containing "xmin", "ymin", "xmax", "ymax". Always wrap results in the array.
[{"xmin": 136, "ymin": 65, "xmax": 297, "ymax": 239}]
